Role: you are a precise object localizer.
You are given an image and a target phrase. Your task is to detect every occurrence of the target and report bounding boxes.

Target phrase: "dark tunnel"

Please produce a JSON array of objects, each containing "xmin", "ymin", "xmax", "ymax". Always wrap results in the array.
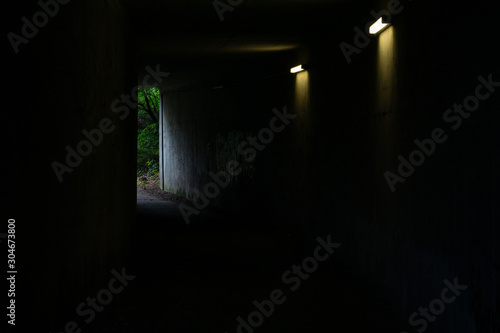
[{"xmin": 3, "ymin": 0, "xmax": 499, "ymax": 332}]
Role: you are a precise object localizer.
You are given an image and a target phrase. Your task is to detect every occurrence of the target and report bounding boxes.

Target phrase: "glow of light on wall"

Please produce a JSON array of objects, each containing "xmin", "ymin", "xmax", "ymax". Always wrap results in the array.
[
  {"xmin": 295, "ymin": 70, "xmax": 310, "ymax": 117},
  {"xmin": 377, "ymin": 25, "xmax": 396, "ymax": 112},
  {"xmin": 373, "ymin": 24, "xmax": 397, "ymax": 194},
  {"xmin": 369, "ymin": 17, "xmax": 390, "ymax": 35}
]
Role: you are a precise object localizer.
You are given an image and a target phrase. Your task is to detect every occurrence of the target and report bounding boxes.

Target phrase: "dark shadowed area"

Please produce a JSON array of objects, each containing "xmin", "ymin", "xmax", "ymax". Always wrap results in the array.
[{"xmin": 2, "ymin": 0, "xmax": 499, "ymax": 332}]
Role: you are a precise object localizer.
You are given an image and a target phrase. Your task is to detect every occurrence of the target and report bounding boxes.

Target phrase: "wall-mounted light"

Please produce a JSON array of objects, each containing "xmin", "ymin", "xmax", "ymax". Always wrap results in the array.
[
  {"xmin": 290, "ymin": 65, "xmax": 305, "ymax": 74},
  {"xmin": 369, "ymin": 17, "xmax": 390, "ymax": 35}
]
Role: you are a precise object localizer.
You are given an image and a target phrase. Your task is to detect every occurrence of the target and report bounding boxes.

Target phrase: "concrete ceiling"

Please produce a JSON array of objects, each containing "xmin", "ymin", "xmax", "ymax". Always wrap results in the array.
[
  {"xmin": 124, "ymin": 0, "xmax": 378, "ymax": 90},
  {"xmin": 123, "ymin": 0, "xmax": 376, "ymax": 56}
]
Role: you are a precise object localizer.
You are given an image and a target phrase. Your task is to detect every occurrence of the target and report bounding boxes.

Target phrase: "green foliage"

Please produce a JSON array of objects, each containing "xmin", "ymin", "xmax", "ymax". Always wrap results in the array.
[
  {"xmin": 137, "ymin": 87, "xmax": 160, "ymax": 175},
  {"xmin": 138, "ymin": 87, "xmax": 160, "ymax": 130},
  {"xmin": 137, "ymin": 122, "xmax": 159, "ymax": 174}
]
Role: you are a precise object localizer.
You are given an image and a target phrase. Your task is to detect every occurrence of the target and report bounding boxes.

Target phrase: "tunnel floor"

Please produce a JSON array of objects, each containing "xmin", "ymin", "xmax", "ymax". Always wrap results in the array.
[{"xmin": 82, "ymin": 189, "xmax": 402, "ymax": 333}]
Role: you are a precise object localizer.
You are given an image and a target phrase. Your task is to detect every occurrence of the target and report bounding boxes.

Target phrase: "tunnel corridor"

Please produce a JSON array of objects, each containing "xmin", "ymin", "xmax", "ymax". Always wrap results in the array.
[{"xmin": 3, "ymin": 0, "xmax": 499, "ymax": 332}]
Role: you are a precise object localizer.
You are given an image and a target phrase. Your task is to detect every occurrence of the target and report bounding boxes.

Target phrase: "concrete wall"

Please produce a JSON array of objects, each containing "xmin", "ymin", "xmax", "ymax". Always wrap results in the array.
[
  {"xmin": 159, "ymin": 53, "xmax": 299, "ymax": 219},
  {"xmin": 5, "ymin": 0, "xmax": 136, "ymax": 330},
  {"xmin": 158, "ymin": 1, "xmax": 498, "ymax": 331}
]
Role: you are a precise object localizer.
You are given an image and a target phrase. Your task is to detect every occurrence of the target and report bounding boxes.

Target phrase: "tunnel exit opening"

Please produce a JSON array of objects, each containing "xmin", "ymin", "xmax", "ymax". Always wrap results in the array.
[{"xmin": 136, "ymin": 87, "xmax": 161, "ymax": 189}]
